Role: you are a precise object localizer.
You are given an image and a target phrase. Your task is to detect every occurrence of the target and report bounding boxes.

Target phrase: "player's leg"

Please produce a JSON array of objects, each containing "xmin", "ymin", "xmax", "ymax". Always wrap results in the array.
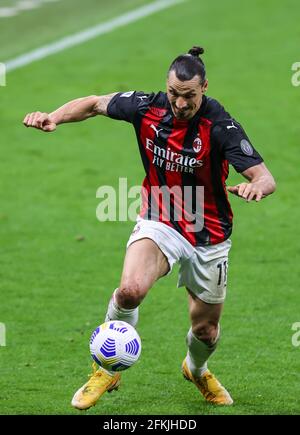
[
  {"xmin": 182, "ymin": 292, "xmax": 233, "ymax": 405},
  {"xmin": 179, "ymin": 239, "xmax": 233, "ymax": 405},
  {"xmin": 186, "ymin": 291, "xmax": 222, "ymax": 376},
  {"xmin": 72, "ymin": 237, "xmax": 169, "ymax": 410},
  {"xmin": 105, "ymin": 237, "xmax": 170, "ymax": 326}
]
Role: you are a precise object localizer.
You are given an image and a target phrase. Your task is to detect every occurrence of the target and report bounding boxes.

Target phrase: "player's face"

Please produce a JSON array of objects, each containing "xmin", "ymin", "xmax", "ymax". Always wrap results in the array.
[{"xmin": 167, "ymin": 71, "xmax": 208, "ymax": 120}]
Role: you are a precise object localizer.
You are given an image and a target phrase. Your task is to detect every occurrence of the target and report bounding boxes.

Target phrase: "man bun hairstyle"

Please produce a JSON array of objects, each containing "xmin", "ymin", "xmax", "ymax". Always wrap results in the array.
[
  {"xmin": 168, "ymin": 46, "xmax": 206, "ymax": 84},
  {"xmin": 188, "ymin": 46, "xmax": 205, "ymax": 57}
]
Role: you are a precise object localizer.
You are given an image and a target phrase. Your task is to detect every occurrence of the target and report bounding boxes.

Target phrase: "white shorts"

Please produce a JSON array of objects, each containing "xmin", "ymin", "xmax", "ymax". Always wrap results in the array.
[{"xmin": 127, "ymin": 217, "xmax": 231, "ymax": 304}]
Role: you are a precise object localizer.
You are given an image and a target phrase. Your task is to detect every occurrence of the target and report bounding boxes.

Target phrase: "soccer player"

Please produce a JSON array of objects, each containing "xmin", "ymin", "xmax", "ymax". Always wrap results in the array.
[{"xmin": 23, "ymin": 46, "xmax": 276, "ymax": 409}]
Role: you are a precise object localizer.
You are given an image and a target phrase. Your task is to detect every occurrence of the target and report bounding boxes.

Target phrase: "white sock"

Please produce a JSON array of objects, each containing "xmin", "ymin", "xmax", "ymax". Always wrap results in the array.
[
  {"xmin": 104, "ymin": 289, "xmax": 139, "ymax": 327},
  {"xmin": 186, "ymin": 325, "xmax": 220, "ymax": 377}
]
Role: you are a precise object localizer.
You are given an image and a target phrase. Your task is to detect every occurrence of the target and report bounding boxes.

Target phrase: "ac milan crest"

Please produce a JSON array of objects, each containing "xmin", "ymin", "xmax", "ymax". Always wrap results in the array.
[{"xmin": 193, "ymin": 136, "xmax": 202, "ymax": 153}]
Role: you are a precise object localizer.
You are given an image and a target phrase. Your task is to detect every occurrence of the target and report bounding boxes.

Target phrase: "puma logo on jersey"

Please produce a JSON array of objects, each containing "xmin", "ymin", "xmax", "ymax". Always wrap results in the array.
[
  {"xmin": 226, "ymin": 121, "xmax": 238, "ymax": 130},
  {"xmin": 150, "ymin": 124, "xmax": 164, "ymax": 137}
]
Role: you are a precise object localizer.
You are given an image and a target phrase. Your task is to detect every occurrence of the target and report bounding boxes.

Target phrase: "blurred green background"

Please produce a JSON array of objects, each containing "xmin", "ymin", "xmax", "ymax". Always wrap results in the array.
[{"xmin": 0, "ymin": 0, "xmax": 299, "ymax": 415}]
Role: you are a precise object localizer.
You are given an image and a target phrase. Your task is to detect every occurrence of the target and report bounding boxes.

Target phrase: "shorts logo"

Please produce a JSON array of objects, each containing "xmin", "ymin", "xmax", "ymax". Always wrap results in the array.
[
  {"xmin": 240, "ymin": 139, "xmax": 253, "ymax": 156},
  {"xmin": 193, "ymin": 136, "xmax": 202, "ymax": 153}
]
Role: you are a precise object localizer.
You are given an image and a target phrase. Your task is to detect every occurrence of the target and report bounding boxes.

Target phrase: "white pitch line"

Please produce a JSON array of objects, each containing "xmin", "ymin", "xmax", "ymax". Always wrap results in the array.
[
  {"xmin": 0, "ymin": 0, "xmax": 60, "ymax": 17},
  {"xmin": 5, "ymin": 0, "xmax": 185, "ymax": 72}
]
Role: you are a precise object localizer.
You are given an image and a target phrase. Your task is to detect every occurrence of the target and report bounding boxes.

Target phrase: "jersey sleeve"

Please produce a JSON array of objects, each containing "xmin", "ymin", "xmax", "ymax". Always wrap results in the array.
[
  {"xmin": 107, "ymin": 91, "xmax": 148, "ymax": 123},
  {"xmin": 211, "ymin": 120, "xmax": 264, "ymax": 173}
]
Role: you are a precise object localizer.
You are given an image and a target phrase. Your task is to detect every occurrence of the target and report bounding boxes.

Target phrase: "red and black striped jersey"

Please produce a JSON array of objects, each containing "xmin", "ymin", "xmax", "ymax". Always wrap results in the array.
[{"xmin": 107, "ymin": 91, "xmax": 263, "ymax": 246}]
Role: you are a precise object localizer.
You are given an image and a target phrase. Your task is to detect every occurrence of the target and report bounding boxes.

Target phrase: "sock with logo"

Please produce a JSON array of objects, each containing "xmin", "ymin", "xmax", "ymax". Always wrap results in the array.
[
  {"xmin": 186, "ymin": 325, "xmax": 220, "ymax": 377},
  {"xmin": 104, "ymin": 289, "xmax": 139, "ymax": 327}
]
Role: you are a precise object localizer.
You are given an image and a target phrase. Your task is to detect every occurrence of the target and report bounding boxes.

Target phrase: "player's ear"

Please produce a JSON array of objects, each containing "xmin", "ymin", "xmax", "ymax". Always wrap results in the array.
[{"xmin": 202, "ymin": 79, "xmax": 208, "ymax": 93}]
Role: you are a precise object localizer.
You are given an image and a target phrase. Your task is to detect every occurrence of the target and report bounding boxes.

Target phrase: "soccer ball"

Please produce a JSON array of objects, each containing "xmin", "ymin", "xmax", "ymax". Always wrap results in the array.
[{"xmin": 89, "ymin": 320, "xmax": 141, "ymax": 371}]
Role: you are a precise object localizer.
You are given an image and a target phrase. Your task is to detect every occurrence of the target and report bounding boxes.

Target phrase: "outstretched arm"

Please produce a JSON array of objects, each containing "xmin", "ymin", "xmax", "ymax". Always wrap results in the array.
[
  {"xmin": 227, "ymin": 162, "xmax": 276, "ymax": 202},
  {"xmin": 23, "ymin": 93, "xmax": 117, "ymax": 132}
]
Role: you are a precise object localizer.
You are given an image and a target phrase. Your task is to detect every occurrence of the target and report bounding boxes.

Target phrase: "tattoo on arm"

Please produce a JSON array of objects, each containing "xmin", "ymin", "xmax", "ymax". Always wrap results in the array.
[{"xmin": 95, "ymin": 93, "xmax": 118, "ymax": 116}]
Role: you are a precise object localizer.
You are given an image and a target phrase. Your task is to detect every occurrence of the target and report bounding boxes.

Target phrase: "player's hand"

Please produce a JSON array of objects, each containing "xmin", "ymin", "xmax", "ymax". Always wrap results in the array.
[
  {"xmin": 23, "ymin": 112, "xmax": 57, "ymax": 132},
  {"xmin": 227, "ymin": 183, "xmax": 264, "ymax": 202}
]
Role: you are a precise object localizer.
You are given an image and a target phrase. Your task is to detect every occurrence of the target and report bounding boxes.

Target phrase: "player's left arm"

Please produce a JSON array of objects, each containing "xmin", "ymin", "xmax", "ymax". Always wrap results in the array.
[{"xmin": 227, "ymin": 162, "xmax": 276, "ymax": 202}]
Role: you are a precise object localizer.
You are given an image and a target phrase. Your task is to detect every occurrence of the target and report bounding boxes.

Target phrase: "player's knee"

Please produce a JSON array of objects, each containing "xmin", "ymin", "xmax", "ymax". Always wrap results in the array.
[
  {"xmin": 117, "ymin": 280, "xmax": 147, "ymax": 309},
  {"xmin": 192, "ymin": 322, "xmax": 219, "ymax": 345}
]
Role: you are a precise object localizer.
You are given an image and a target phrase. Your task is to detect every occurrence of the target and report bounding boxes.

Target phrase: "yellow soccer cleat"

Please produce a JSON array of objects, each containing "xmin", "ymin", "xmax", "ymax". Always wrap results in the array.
[
  {"xmin": 182, "ymin": 358, "xmax": 233, "ymax": 405},
  {"xmin": 71, "ymin": 362, "xmax": 121, "ymax": 410}
]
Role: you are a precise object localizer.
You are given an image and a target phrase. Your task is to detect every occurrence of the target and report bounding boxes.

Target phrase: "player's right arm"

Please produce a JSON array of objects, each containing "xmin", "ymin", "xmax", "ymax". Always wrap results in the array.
[{"xmin": 23, "ymin": 93, "xmax": 117, "ymax": 132}]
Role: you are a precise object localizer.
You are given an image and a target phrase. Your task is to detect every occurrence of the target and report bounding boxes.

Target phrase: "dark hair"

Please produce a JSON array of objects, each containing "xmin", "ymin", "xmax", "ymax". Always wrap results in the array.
[{"xmin": 168, "ymin": 46, "xmax": 206, "ymax": 84}]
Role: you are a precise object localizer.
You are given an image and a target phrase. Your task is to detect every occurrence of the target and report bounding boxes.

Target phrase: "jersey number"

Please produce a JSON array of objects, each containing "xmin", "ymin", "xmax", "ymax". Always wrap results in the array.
[{"xmin": 217, "ymin": 261, "xmax": 228, "ymax": 286}]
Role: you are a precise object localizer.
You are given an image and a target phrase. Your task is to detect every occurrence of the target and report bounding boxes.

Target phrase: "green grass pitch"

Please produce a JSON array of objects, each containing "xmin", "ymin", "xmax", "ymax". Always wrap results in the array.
[{"xmin": 0, "ymin": 0, "xmax": 300, "ymax": 415}]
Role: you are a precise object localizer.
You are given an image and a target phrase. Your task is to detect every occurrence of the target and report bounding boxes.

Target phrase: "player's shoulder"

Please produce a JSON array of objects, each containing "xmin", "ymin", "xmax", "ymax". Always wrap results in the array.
[
  {"xmin": 134, "ymin": 91, "xmax": 168, "ymax": 108},
  {"xmin": 117, "ymin": 90, "xmax": 165, "ymax": 101},
  {"xmin": 131, "ymin": 91, "xmax": 170, "ymax": 117},
  {"xmin": 107, "ymin": 90, "xmax": 169, "ymax": 122},
  {"xmin": 203, "ymin": 96, "xmax": 232, "ymax": 123},
  {"xmin": 122, "ymin": 90, "xmax": 167, "ymax": 107},
  {"xmin": 203, "ymin": 96, "xmax": 245, "ymax": 137},
  {"xmin": 149, "ymin": 91, "xmax": 169, "ymax": 106}
]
